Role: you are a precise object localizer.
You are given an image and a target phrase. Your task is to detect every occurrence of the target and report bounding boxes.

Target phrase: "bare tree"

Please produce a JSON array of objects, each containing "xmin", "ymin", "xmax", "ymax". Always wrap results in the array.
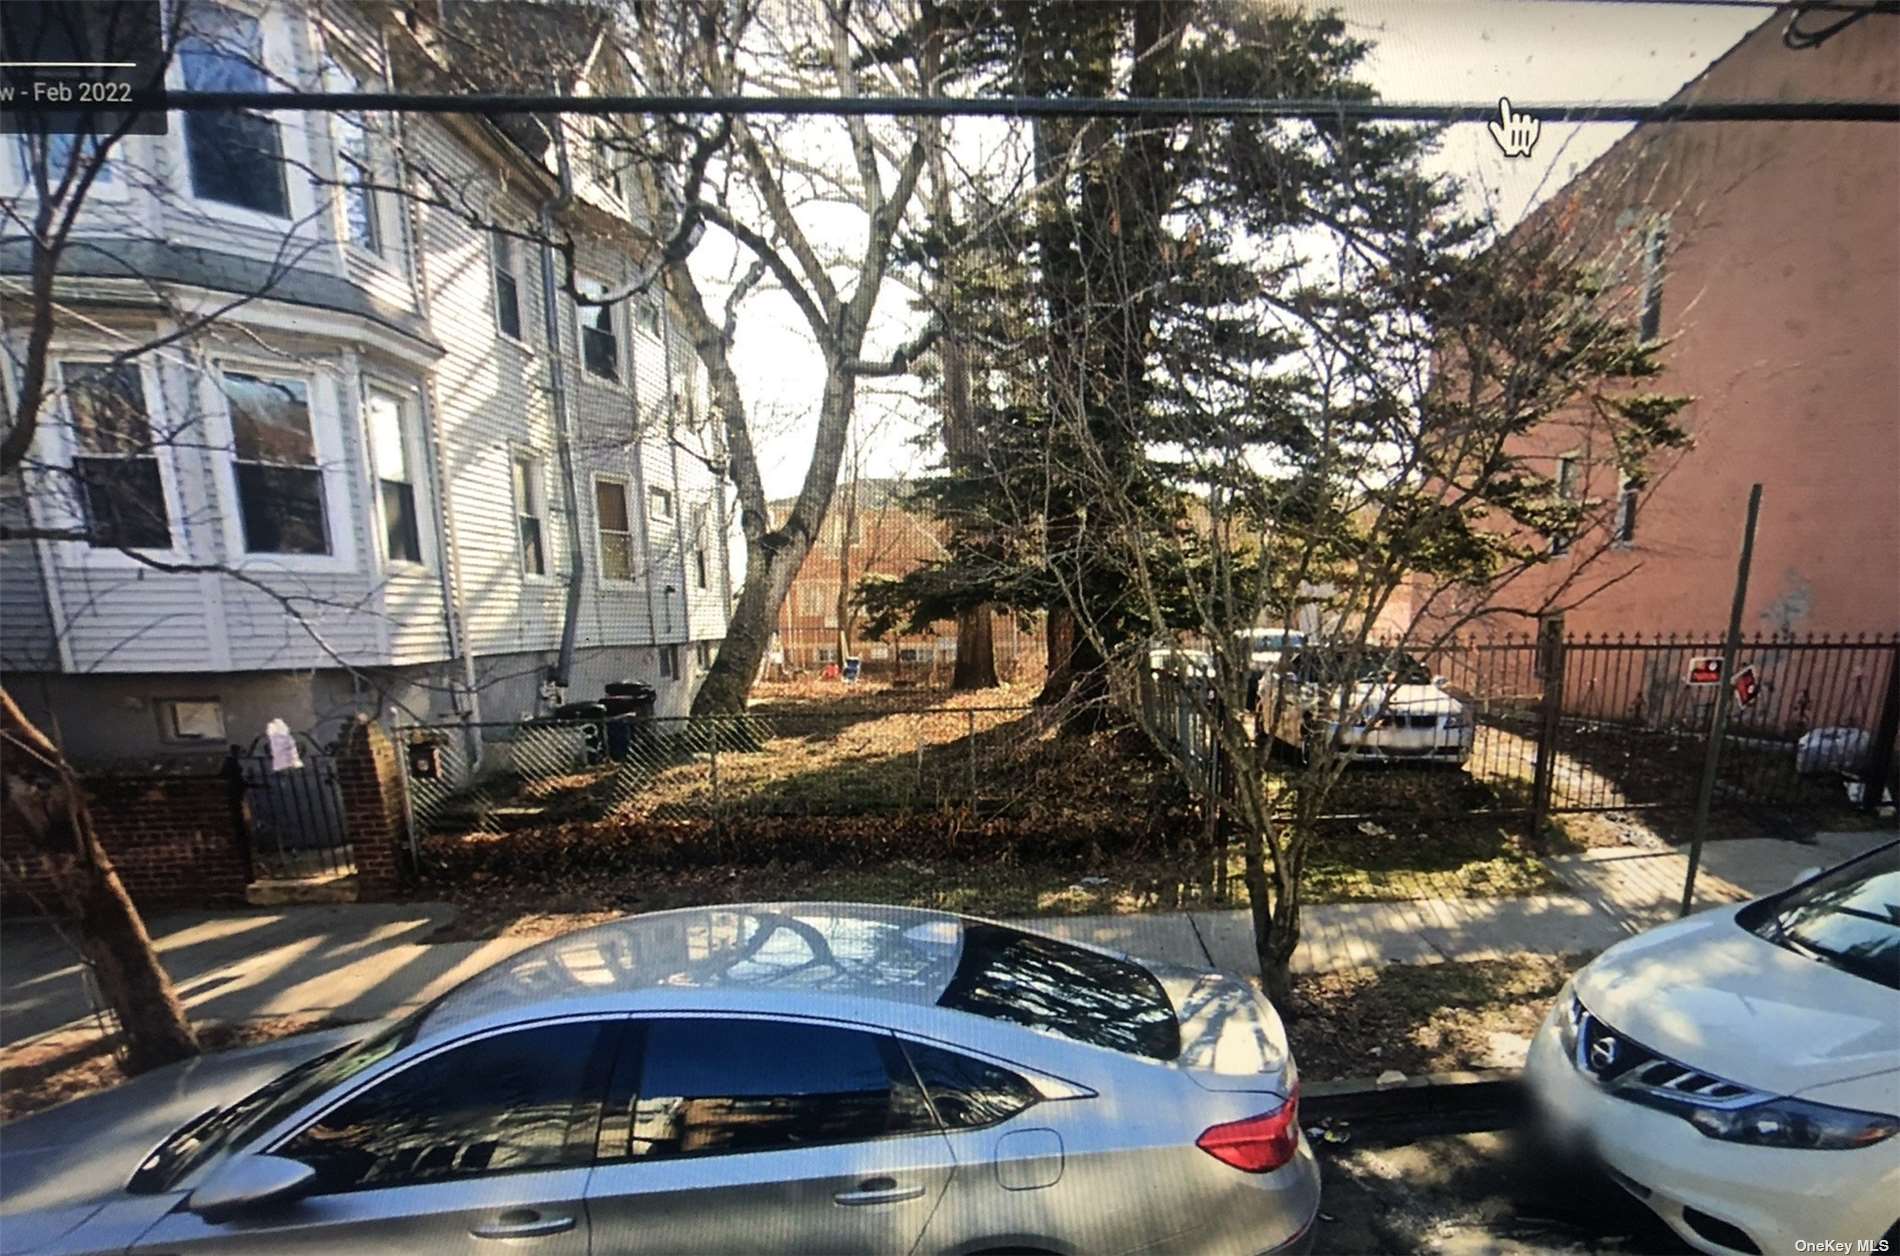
[{"xmin": 606, "ymin": 0, "xmax": 942, "ymax": 715}]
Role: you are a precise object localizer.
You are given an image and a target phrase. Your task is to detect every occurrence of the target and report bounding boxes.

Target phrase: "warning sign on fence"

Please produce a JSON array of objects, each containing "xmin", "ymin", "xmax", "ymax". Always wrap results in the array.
[
  {"xmin": 1685, "ymin": 656, "xmax": 1724, "ymax": 685},
  {"xmin": 1733, "ymin": 664, "xmax": 1761, "ymax": 709}
]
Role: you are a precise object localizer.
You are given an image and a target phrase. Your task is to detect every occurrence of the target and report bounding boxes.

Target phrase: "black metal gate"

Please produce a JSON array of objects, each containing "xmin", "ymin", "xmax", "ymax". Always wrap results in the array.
[{"xmin": 230, "ymin": 733, "xmax": 354, "ymax": 881}]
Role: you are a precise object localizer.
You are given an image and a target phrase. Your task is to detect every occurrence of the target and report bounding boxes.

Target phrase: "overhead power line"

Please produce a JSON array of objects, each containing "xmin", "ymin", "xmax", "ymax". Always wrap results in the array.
[{"xmin": 128, "ymin": 93, "xmax": 1900, "ymax": 123}]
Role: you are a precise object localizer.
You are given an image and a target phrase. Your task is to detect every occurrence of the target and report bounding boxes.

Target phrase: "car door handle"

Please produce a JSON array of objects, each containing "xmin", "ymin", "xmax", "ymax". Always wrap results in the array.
[
  {"xmin": 833, "ymin": 1177, "xmax": 927, "ymax": 1206},
  {"xmin": 470, "ymin": 1208, "xmax": 578, "ymax": 1239}
]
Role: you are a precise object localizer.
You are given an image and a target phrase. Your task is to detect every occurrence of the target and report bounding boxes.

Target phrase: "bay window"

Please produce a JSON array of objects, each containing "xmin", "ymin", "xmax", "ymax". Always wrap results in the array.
[
  {"xmin": 181, "ymin": 7, "xmax": 289, "ymax": 217},
  {"xmin": 225, "ymin": 371, "xmax": 329, "ymax": 555},
  {"xmin": 61, "ymin": 360, "xmax": 170, "ymax": 550},
  {"xmin": 324, "ymin": 56, "xmax": 382, "ymax": 255},
  {"xmin": 365, "ymin": 388, "xmax": 423, "ymax": 566}
]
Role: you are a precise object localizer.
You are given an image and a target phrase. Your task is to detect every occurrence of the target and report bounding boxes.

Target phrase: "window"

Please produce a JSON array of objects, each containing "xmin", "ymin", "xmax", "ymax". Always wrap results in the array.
[
  {"xmin": 157, "ymin": 699, "xmax": 225, "ymax": 744},
  {"xmin": 637, "ymin": 293, "xmax": 662, "ymax": 338},
  {"xmin": 324, "ymin": 57, "xmax": 380, "ymax": 254},
  {"xmin": 1552, "ymin": 453, "xmax": 1581, "ymax": 556},
  {"xmin": 18, "ymin": 133, "xmax": 115, "ymax": 186},
  {"xmin": 491, "ymin": 233, "xmax": 523, "ymax": 341},
  {"xmin": 226, "ymin": 372, "xmax": 329, "ymax": 555},
  {"xmin": 1615, "ymin": 473, "xmax": 1639, "ymax": 546},
  {"xmin": 618, "ymin": 1019, "xmax": 932, "ymax": 1161},
  {"xmin": 649, "ymin": 485, "xmax": 674, "ymax": 521},
  {"xmin": 899, "ymin": 646, "xmax": 926, "ymax": 663},
  {"xmin": 693, "ymin": 547, "xmax": 709, "ymax": 589},
  {"xmin": 181, "ymin": 8, "xmax": 288, "ymax": 217},
  {"xmin": 901, "ymin": 1041, "xmax": 1040, "ymax": 1130},
  {"xmin": 514, "ymin": 452, "xmax": 547, "ymax": 576},
  {"xmin": 576, "ymin": 275, "xmax": 620, "ymax": 381},
  {"xmin": 279, "ymin": 1021, "xmax": 613, "ymax": 1193},
  {"xmin": 590, "ymin": 121, "xmax": 623, "ymax": 199},
  {"xmin": 365, "ymin": 390, "xmax": 422, "ymax": 565},
  {"xmin": 799, "ymin": 584, "xmax": 828, "ymax": 617},
  {"xmin": 1639, "ymin": 220, "xmax": 1667, "ymax": 343},
  {"xmin": 816, "ymin": 646, "xmax": 838, "ymax": 664},
  {"xmin": 696, "ymin": 640, "xmax": 713, "ymax": 669},
  {"xmin": 61, "ymin": 361, "xmax": 170, "ymax": 550},
  {"xmin": 595, "ymin": 478, "xmax": 633, "ymax": 582},
  {"xmin": 658, "ymin": 644, "xmax": 679, "ymax": 681},
  {"xmin": 937, "ymin": 922, "xmax": 1182, "ymax": 1061}
]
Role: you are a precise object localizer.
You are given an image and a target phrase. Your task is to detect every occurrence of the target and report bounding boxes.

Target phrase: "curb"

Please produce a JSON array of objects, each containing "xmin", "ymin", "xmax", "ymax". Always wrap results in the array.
[{"xmin": 1302, "ymin": 1068, "xmax": 1523, "ymax": 1126}]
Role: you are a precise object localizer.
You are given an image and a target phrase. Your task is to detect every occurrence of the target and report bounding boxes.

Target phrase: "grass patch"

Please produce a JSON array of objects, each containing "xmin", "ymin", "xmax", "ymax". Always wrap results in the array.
[{"xmin": 1287, "ymin": 952, "xmax": 1592, "ymax": 1082}]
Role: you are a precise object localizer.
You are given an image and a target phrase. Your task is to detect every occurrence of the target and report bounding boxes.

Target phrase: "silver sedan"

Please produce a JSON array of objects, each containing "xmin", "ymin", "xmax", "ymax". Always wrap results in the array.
[{"xmin": 1, "ymin": 903, "xmax": 1319, "ymax": 1255}]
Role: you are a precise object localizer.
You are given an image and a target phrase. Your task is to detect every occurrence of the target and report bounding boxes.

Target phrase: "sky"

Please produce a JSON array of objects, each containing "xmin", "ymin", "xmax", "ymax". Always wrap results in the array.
[{"xmin": 706, "ymin": 0, "xmax": 1767, "ymax": 503}]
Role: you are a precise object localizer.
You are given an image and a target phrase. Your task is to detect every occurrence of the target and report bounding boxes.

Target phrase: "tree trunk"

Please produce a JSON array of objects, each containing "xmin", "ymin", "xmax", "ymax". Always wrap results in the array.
[
  {"xmin": 953, "ymin": 606, "xmax": 998, "ymax": 689},
  {"xmin": 692, "ymin": 538, "xmax": 805, "ymax": 716},
  {"xmin": 0, "ymin": 687, "xmax": 198, "ymax": 1073}
]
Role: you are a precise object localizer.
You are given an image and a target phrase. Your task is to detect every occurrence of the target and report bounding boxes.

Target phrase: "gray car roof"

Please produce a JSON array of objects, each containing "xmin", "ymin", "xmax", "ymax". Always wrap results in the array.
[{"xmin": 417, "ymin": 902, "xmax": 985, "ymax": 1038}]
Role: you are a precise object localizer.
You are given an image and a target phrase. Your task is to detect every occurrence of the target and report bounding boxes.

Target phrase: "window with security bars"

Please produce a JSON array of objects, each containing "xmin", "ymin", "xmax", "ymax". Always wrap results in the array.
[{"xmin": 61, "ymin": 360, "xmax": 170, "ymax": 550}]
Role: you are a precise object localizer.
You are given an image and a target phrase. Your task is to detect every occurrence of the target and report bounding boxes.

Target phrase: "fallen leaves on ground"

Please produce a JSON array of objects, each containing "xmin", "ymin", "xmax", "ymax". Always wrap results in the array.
[
  {"xmin": 0, "ymin": 1015, "xmax": 356, "ymax": 1125},
  {"xmin": 1286, "ymin": 953, "xmax": 1593, "ymax": 1083}
]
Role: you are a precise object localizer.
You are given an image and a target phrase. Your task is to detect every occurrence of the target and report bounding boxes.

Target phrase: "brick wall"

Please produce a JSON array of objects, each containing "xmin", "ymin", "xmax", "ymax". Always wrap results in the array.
[
  {"xmin": 335, "ymin": 715, "xmax": 408, "ymax": 898},
  {"xmin": 1, "ymin": 769, "xmax": 250, "ymax": 915}
]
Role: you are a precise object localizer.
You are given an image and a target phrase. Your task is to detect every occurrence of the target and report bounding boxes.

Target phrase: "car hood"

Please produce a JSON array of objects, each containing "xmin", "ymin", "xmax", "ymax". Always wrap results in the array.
[
  {"xmin": 1573, "ymin": 908, "xmax": 1900, "ymax": 1096},
  {"xmin": 1341, "ymin": 682, "xmax": 1462, "ymax": 716},
  {"xmin": 0, "ymin": 1027, "xmax": 359, "ymax": 1237}
]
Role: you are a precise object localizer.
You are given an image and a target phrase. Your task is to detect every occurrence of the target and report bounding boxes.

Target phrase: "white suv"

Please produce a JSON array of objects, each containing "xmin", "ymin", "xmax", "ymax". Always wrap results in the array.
[{"xmin": 1526, "ymin": 841, "xmax": 1900, "ymax": 1255}]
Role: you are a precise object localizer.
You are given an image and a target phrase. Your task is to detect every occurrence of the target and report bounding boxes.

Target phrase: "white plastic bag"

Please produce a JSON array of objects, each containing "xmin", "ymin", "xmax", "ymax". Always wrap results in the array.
[
  {"xmin": 1795, "ymin": 726, "xmax": 1870, "ymax": 775},
  {"xmin": 266, "ymin": 717, "xmax": 303, "ymax": 772}
]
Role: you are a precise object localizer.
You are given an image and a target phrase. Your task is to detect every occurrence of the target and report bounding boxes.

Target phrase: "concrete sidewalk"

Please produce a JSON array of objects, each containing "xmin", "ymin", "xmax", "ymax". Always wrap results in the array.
[
  {"xmin": 4, "ymin": 831, "xmax": 1886, "ymax": 1047},
  {"xmin": 1543, "ymin": 830, "xmax": 1890, "ymax": 935}
]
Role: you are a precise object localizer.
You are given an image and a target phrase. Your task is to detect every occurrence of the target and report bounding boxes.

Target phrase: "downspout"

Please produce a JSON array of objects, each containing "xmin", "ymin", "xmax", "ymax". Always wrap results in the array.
[
  {"xmin": 385, "ymin": 29, "xmax": 482, "ymax": 768},
  {"xmin": 541, "ymin": 112, "xmax": 584, "ymax": 693}
]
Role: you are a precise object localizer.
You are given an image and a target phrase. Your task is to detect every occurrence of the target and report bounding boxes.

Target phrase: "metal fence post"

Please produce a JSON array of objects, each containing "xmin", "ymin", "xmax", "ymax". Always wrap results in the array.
[
  {"xmin": 966, "ymin": 709, "xmax": 977, "ymax": 811},
  {"xmin": 709, "ymin": 725, "xmax": 720, "ymax": 817},
  {"xmin": 1529, "ymin": 616, "xmax": 1566, "ymax": 843},
  {"xmin": 914, "ymin": 715, "xmax": 926, "ymax": 808},
  {"xmin": 1861, "ymin": 640, "xmax": 1900, "ymax": 813}
]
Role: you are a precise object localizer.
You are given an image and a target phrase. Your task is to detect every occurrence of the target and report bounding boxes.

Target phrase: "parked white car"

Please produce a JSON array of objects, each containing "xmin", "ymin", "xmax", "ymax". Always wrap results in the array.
[
  {"xmin": 1255, "ymin": 647, "xmax": 1474, "ymax": 764},
  {"xmin": 1526, "ymin": 840, "xmax": 1900, "ymax": 1256}
]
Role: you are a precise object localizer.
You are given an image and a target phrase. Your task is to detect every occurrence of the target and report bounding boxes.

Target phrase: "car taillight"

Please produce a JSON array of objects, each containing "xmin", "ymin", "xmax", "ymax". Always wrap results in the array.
[{"xmin": 1196, "ymin": 1086, "xmax": 1300, "ymax": 1173}]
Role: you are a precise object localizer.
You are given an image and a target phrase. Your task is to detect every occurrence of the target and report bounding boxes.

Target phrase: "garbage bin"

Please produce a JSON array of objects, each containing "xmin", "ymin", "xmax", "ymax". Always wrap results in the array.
[
  {"xmin": 554, "ymin": 701, "xmax": 609, "ymax": 764},
  {"xmin": 601, "ymin": 682, "xmax": 658, "ymax": 758}
]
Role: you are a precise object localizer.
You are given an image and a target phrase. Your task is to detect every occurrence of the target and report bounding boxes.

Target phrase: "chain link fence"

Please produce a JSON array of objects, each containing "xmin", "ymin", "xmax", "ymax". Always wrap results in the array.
[{"xmin": 397, "ymin": 705, "xmax": 1064, "ymax": 839}]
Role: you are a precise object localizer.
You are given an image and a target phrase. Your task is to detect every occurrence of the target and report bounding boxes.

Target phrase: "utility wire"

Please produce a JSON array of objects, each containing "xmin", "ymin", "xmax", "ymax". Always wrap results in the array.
[{"xmin": 99, "ymin": 93, "xmax": 1900, "ymax": 122}]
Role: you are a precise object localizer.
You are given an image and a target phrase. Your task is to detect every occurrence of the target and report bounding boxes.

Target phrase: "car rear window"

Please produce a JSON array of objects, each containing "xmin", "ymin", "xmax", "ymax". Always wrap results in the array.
[{"xmin": 937, "ymin": 924, "xmax": 1180, "ymax": 1061}]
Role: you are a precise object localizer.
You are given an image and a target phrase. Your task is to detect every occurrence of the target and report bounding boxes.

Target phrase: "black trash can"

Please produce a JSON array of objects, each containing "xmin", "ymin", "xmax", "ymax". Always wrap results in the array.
[{"xmin": 554, "ymin": 701, "xmax": 608, "ymax": 763}]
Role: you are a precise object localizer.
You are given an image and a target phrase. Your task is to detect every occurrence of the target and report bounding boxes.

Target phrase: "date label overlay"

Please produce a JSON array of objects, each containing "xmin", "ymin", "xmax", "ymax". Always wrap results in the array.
[{"xmin": 1, "ymin": 1, "xmax": 169, "ymax": 139}]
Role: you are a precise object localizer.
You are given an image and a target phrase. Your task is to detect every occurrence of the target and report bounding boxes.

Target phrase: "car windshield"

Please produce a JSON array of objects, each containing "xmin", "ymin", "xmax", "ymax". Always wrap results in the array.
[
  {"xmin": 938, "ymin": 923, "xmax": 1181, "ymax": 1061},
  {"xmin": 1740, "ymin": 845, "xmax": 1900, "ymax": 991},
  {"xmin": 1239, "ymin": 630, "xmax": 1303, "ymax": 653},
  {"xmin": 126, "ymin": 1015, "xmax": 419, "ymax": 1194}
]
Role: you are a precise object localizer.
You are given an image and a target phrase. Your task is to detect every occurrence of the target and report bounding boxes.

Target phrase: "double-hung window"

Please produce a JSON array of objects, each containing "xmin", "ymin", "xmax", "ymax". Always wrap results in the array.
[
  {"xmin": 1615, "ymin": 473, "xmax": 1639, "ymax": 546},
  {"xmin": 61, "ymin": 361, "xmax": 170, "ymax": 550},
  {"xmin": 514, "ymin": 452, "xmax": 547, "ymax": 576},
  {"xmin": 181, "ymin": 7, "xmax": 289, "ymax": 217},
  {"xmin": 492, "ymin": 233, "xmax": 524, "ymax": 342},
  {"xmin": 576, "ymin": 275, "xmax": 620, "ymax": 382},
  {"xmin": 1552, "ymin": 453, "xmax": 1582, "ymax": 557},
  {"xmin": 225, "ymin": 372, "xmax": 329, "ymax": 555},
  {"xmin": 365, "ymin": 389, "xmax": 423, "ymax": 566},
  {"xmin": 324, "ymin": 57, "xmax": 381, "ymax": 255},
  {"xmin": 595, "ymin": 477, "xmax": 634, "ymax": 582}
]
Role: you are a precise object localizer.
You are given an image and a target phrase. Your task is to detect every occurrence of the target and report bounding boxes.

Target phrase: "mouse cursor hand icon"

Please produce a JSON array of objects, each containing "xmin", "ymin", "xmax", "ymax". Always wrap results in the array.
[{"xmin": 1488, "ymin": 97, "xmax": 1541, "ymax": 158}]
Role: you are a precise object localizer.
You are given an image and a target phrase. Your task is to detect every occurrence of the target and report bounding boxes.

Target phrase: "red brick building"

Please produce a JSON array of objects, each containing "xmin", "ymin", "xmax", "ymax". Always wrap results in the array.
[{"xmin": 1431, "ymin": 14, "xmax": 1898, "ymax": 641}]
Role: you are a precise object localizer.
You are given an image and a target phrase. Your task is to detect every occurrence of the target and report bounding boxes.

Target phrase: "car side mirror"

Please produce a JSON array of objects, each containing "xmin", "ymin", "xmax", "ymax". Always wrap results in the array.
[
  {"xmin": 188, "ymin": 1155, "xmax": 316, "ymax": 1223},
  {"xmin": 1789, "ymin": 866, "xmax": 1821, "ymax": 889}
]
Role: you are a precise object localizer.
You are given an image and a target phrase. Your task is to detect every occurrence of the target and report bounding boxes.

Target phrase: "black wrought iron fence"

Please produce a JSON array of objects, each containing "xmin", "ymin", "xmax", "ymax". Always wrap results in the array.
[{"xmin": 228, "ymin": 733, "xmax": 354, "ymax": 880}]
